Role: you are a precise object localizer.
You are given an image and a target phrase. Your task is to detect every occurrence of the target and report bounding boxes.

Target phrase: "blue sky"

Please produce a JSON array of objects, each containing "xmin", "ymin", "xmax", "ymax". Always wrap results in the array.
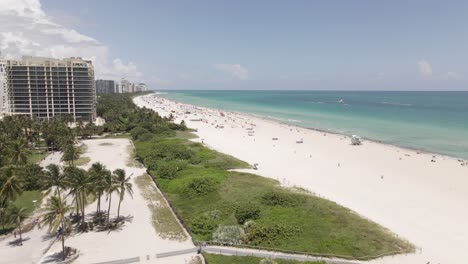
[{"xmin": 2, "ymin": 0, "xmax": 467, "ymax": 90}]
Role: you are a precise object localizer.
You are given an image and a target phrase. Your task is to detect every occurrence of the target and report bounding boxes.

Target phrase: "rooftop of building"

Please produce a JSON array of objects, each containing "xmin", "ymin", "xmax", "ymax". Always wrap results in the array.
[{"xmin": 2, "ymin": 56, "xmax": 93, "ymax": 68}]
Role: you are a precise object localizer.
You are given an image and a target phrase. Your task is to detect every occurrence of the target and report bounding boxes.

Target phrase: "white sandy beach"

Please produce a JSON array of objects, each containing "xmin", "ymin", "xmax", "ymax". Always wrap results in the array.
[{"xmin": 135, "ymin": 93, "xmax": 468, "ymax": 264}]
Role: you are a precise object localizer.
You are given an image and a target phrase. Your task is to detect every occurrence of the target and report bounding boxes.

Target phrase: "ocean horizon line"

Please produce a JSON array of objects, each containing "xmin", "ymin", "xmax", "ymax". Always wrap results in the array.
[{"xmin": 152, "ymin": 89, "xmax": 468, "ymax": 92}]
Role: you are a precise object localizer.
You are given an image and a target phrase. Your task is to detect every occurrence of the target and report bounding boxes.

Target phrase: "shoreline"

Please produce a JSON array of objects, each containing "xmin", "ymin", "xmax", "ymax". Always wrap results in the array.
[
  {"xmin": 155, "ymin": 92, "xmax": 466, "ymax": 163},
  {"xmin": 135, "ymin": 93, "xmax": 468, "ymax": 264},
  {"xmin": 245, "ymin": 112, "xmax": 462, "ymax": 162}
]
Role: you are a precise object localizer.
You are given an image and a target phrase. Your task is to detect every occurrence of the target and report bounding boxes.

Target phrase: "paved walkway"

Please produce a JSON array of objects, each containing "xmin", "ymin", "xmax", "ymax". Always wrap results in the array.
[{"xmin": 90, "ymin": 246, "xmax": 362, "ymax": 264}]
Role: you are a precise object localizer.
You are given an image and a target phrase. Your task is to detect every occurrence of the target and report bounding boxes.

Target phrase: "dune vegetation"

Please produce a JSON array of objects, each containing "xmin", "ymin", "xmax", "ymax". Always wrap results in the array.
[{"xmin": 202, "ymin": 253, "xmax": 325, "ymax": 264}]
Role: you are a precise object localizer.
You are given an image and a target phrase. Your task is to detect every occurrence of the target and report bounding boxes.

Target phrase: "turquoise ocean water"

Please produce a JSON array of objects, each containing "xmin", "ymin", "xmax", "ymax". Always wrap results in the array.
[{"xmin": 157, "ymin": 91, "xmax": 468, "ymax": 159}]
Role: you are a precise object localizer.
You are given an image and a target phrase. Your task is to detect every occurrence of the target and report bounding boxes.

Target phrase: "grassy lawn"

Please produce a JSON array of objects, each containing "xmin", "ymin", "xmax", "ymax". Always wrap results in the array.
[
  {"xmin": 27, "ymin": 149, "xmax": 48, "ymax": 164},
  {"xmin": 134, "ymin": 135, "xmax": 413, "ymax": 259},
  {"xmin": 1, "ymin": 190, "xmax": 43, "ymax": 234},
  {"xmin": 72, "ymin": 144, "xmax": 91, "ymax": 166},
  {"xmin": 74, "ymin": 156, "xmax": 91, "ymax": 166},
  {"xmin": 203, "ymin": 253, "xmax": 325, "ymax": 264},
  {"xmin": 135, "ymin": 174, "xmax": 187, "ymax": 240},
  {"xmin": 13, "ymin": 190, "xmax": 43, "ymax": 215},
  {"xmin": 175, "ymin": 130, "xmax": 199, "ymax": 140}
]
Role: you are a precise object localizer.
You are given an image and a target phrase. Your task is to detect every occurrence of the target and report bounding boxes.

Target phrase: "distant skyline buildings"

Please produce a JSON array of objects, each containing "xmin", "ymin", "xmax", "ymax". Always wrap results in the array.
[
  {"xmin": 95, "ymin": 79, "xmax": 115, "ymax": 94},
  {"xmin": 96, "ymin": 78, "xmax": 147, "ymax": 94}
]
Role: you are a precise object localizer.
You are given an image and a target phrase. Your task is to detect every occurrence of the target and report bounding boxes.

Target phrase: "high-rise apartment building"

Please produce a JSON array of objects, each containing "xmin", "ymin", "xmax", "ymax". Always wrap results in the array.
[
  {"xmin": 120, "ymin": 78, "xmax": 131, "ymax": 93},
  {"xmin": 115, "ymin": 83, "xmax": 121, "ymax": 93},
  {"xmin": 0, "ymin": 61, "xmax": 8, "ymax": 113},
  {"xmin": 0, "ymin": 56, "xmax": 96, "ymax": 121},
  {"xmin": 135, "ymin": 83, "xmax": 147, "ymax": 92},
  {"xmin": 95, "ymin": 79, "xmax": 115, "ymax": 94}
]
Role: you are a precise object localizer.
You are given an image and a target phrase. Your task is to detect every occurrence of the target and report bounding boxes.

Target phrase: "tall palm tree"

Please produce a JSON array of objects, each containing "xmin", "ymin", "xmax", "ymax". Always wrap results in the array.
[
  {"xmin": 0, "ymin": 203, "xmax": 8, "ymax": 231},
  {"xmin": 8, "ymin": 139, "xmax": 30, "ymax": 166},
  {"xmin": 113, "ymin": 169, "xmax": 133, "ymax": 220},
  {"xmin": 105, "ymin": 172, "xmax": 119, "ymax": 225},
  {"xmin": 61, "ymin": 144, "xmax": 79, "ymax": 167},
  {"xmin": 0, "ymin": 167, "xmax": 22, "ymax": 206},
  {"xmin": 7, "ymin": 206, "xmax": 27, "ymax": 245},
  {"xmin": 88, "ymin": 162, "xmax": 111, "ymax": 216},
  {"xmin": 64, "ymin": 167, "xmax": 91, "ymax": 229},
  {"xmin": 42, "ymin": 164, "xmax": 68, "ymax": 197},
  {"xmin": 39, "ymin": 196, "xmax": 73, "ymax": 261},
  {"xmin": 0, "ymin": 169, "xmax": 21, "ymax": 232},
  {"xmin": 31, "ymin": 120, "xmax": 43, "ymax": 149},
  {"xmin": 60, "ymin": 128, "xmax": 78, "ymax": 166}
]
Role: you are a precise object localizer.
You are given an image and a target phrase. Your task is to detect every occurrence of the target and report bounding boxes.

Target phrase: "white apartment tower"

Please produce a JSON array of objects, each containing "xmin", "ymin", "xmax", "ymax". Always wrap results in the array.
[
  {"xmin": 1, "ymin": 56, "xmax": 96, "ymax": 121},
  {"xmin": 0, "ymin": 60, "xmax": 8, "ymax": 114}
]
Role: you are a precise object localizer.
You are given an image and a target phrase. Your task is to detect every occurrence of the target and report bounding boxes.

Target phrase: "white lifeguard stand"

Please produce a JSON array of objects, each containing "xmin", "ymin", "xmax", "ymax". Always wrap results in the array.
[{"xmin": 351, "ymin": 135, "xmax": 362, "ymax": 145}]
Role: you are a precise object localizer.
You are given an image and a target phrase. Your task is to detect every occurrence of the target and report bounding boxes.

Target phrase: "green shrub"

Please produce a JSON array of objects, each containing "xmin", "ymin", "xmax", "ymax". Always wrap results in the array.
[
  {"xmin": 182, "ymin": 177, "xmax": 219, "ymax": 198},
  {"xmin": 138, "ymin": 132, "xmax": 155, "ymax": 141},
  {"xmin": 17, "ymin": 164, "xmax": 44, "ymax": 191},
  {"xmin": 213, "ymin": 225, "xmax": 245, "ymax": 245},
  {"xmin": 168, "ymin": 122, "xmax": 187, "ymax": 131},
  {"xmin": 152, "ymin": 124, "xmax": 175, "ymax": 137},
  {"xmin": 235, "ymin": 203, "xmax": 261, "ymax": 224},
  {"xmin": 130, "ymin": 126, "xmax": 149, "ymax": 140},
  {"xmin": 155, "ymin": 160, "xmax": 188, "ymax": 179},
  {"xmin": 261, "ymin": 191, "xmax": 304, "ymax": 207},
  {"xmin": 146, "ymin": 141, "xmax": 194, "ymax": 161},
  {"xmin": 189, "ymin": 214, "xmax": 218, "ymax": 236},
  {"xmin": 244, "ymin": 223, "xmax": 298, "ymax": 245}
]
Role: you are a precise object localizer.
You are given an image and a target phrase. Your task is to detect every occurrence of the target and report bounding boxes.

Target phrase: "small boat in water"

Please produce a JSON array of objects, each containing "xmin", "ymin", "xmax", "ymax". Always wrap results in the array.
[{"xmin": 338, "ymin": 99, "xmax": 344, "ymax": 104}]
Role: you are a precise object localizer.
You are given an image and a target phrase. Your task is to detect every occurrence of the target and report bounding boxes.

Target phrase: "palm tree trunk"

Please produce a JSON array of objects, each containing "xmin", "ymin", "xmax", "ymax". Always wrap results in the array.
[
  {"xmin": 75, "ymin": 197, "xmax": 80, "ymax": 215},
  {"xmin": 61, "ymin": 218, "xmax": 66, "ymax": 261},
  {"xmin": 107, "ymin": 193, "xmax": 112, "ymax": 225},
  {"xmin": 117, "ymin": 195, "xmax": 122, "ymax": 220},
  {"xmin": 96, "ymin": 193, "xmax": 101, "ymax": 215},
  {"xmin": 81, "ymin": 192, "xmax": 86, "ymax": 228},
  {"xmin": 96, "ymin": 197, "xmax": 99, "ymax": 215},
  {"xmin": 18, "ymin": 223, "xmax": 22, "ymax": 246}
]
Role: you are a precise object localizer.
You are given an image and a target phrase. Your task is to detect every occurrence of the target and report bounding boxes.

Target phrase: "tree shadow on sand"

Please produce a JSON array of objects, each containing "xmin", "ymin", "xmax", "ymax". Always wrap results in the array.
[
  {"xmin": 93, "ymin": 214, "xmax": 134, "ymax": 234},
  {"xmin": 40, "ymin": 251, "xmax": 65, "ymax": 263},
  {"xmin": 41, "ymin": 232, "xmax": 57, "ymax": 242},
  {"xmin": 7, "ymin": 237, "xmax": 31, "ymax": 247}
]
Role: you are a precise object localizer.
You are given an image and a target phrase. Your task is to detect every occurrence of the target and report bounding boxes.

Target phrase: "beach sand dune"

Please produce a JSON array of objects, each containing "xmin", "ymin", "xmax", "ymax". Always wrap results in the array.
[{"xmin": 135, "ymin": 94, "xmax": 468, "ymax": 264}]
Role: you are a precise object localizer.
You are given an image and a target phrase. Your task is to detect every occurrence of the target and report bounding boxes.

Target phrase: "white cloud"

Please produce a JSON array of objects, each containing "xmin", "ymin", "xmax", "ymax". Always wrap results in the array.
[
  {"xmin": 375, "ymin": 72, "xmax": 385, "ymax": 81},
  {"xmin": 418, "ymin": 59, "xmax": 433, "ymax": 76},
  {"xmin": 214, "ymin": 64, "xmax": 249, "ymax": 80},
  {"xmin": 0, "ymin": 0, "xmax": 142, "ymax": 81},
  {"xmin": 111, "ymin": 58, "xmax": 142, "ymax": 78},
  {"xmin": 149, "ymin": 75, "xmax": 171, "ymax": 86}
]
